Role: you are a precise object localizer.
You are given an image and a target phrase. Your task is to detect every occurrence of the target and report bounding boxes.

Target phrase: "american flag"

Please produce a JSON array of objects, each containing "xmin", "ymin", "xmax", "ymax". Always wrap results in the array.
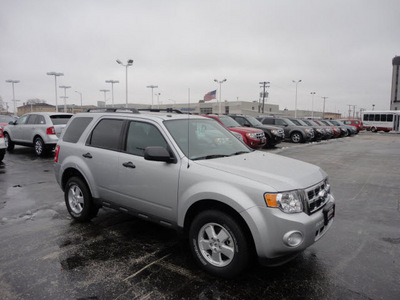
[{"xmin": 203, "ymin": 90, "xmax": 217, "ymax": 101}]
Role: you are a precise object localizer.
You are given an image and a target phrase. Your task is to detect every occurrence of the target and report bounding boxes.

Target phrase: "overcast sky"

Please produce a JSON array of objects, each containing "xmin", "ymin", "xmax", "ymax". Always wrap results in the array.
[{"xmin": 1, "ymin": 0, "xmax": 399, "ymax": 116}]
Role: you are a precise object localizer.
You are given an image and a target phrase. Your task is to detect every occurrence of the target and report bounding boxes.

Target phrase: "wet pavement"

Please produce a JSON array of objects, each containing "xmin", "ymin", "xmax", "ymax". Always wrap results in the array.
[{"xmin": 0, "ymin": 132, "xmax": 399, "ymax": 299}]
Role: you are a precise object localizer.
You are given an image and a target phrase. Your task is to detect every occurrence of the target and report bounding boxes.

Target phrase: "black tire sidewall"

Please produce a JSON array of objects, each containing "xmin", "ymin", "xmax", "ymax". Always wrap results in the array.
[
  {"xmin": 5, "ymin": 133, "xmax": 14, "ymax": 151},
  {"xmin": 34, "ymin": 137, "xmax": 46, "ymax": 156},
  {"xmin": 189, "ymin": 210, "xmax": 249, "ymax": 278}
]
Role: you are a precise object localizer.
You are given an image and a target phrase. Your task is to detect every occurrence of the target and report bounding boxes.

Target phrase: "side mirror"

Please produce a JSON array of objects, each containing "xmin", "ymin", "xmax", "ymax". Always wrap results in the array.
[
  {"xmin": 144, "ymin": 146, "xmax": 176, "ymax": 163},
  {"xmin": 243, "ymin": 123, "xmax": 250, "ymax": 127},
  {"xmin": 8, "ymin": 121, "xmax": 15, "ymax": 125}
]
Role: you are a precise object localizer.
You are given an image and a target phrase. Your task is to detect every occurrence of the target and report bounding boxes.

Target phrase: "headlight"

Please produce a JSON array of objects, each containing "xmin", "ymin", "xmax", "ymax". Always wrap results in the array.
[
  {"xmin": 264, "ymin": 191, "xmax": 303, "ymax": 213},
  {"xmin": 271, "ymin": 130, "xmax": 280, "ymax": 136},
  {"xmin": 246, "ymin": 132, "xmax": 257, "ymax": 138},
  {"xmin": 316, "ymin": 129, "xmax": 322, "ymax": 133},
  {"xmin": 304, "ymin": 129, "xmax": 311, "ymax": 133}
]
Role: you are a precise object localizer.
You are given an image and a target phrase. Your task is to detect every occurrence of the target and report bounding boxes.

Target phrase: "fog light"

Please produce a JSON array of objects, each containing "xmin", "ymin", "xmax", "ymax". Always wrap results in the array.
[{"xmin": 283, "ymin": 231, "xmax": 303, "ymax": 247}]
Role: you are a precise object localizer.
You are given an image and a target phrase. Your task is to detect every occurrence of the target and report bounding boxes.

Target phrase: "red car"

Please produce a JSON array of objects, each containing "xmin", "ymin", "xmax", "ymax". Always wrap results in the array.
[
  {"xmin": 340, "ymin": 119, "xmax": 363, "ymax": 132},
  {"xmin": 203, "ymin": 115, "xmax": 266, "ymax": 148},
  {"xmin": 313, "ymin": 120, "xmax": 342, "ymax": 138}
]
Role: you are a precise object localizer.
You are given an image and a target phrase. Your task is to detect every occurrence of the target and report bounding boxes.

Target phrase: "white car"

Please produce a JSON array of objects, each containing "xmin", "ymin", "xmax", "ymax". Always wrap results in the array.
[
  {"xmin": 4, "ymin": 112, "xmax": 73, "ymax": 156},
  {"xmin": 0, "ymin": 127, "xmax": 6, "ymax": 162}
]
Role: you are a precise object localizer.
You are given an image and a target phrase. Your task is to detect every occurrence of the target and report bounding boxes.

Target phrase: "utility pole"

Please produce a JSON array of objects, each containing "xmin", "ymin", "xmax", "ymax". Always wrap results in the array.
[
  {"xmin": 259, "ymin": 81, "xmax": 270, "ymax": 114},
  {"xmin": 348, "ymin": 105, "xmax": 352, "ymax": 119}
]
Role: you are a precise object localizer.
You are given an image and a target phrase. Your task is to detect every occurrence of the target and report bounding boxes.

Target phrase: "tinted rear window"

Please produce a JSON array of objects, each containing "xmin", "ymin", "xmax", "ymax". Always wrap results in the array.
[
  {"xmin": 88, "ymin": 119, "xmax": 124, "ymax": 151},
  {"xmin": 51, "ymin": 115, "xmax": 73, "ymax": 125},
  {"xmin": 63, "ymin": 117, "xmax": 93, "ymax": 143}
]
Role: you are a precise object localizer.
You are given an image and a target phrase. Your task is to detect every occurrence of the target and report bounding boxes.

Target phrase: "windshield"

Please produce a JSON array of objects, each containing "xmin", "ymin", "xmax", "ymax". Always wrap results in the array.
[
  {"xmin": 164, "ymin": 118, "xmax": 251, "ymax": 160},
  {"xmin": 305, "ymin": 120, "xmax": 319, "ymax": 126},
  {"xmin": 247, "ymin": 116, "xmax": 263, "ymax": 126},
  {"xmin": 297, "ymin": 119, "xmax": 309, "ymax": 126},
  {"xmin": 218, "ymin": 116, "xmax": 242, "ymax": 128},
  {"xmin": 290, "ymin": 119, "xmax": 302, "ymax": 126},
  {"xmin": 329, "ymin": 120, "xmax": 340, "ymax": 126}
]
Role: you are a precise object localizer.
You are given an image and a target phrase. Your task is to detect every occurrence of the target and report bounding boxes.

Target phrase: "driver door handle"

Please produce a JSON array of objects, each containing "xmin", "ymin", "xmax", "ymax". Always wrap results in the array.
[
  {"xmin": 82, "ymin": 153, "xmax": 92, "ymax": 159},
  {"xmin": 122, "ymin": 161, "xmax": 136, "ymax": 169}
]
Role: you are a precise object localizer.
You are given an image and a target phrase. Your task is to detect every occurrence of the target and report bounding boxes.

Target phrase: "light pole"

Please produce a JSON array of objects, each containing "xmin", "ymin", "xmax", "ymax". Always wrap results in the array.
[
  {"xmin": 155, "ymin": 92, "xmax": 161, "ymax": 108},
  {"xmin": 59, "ymin": 85, "xmax": 71, "ymax": 113},
  {"xmin": 372, "ymin": 104, "xmax": 375, "ymax": 111},
  {"xmin": 292, "ymin": 80, "xmax": 302, "ymax": 118},
  {"xmin": 100, "ymin": 89, "xmax": 110, "ymax": 108},
  {"xmin": 5, "ymin": 80, "xmax": 20, "ymax": 116},
  {"xmin": 75, "ymin": 91, "xmax": 83, "ymax": 110},
  {"xmin": 322, "ymin": 96, "xmax": 328, "ymax": 119},
  {"xmin": 214, "ymin": 78, "xmax": 227, "ymax": 114},
  {"xmin": 310, "ymin": 92, "xmax": 316, "ymax": 118},
  {"xmin": 147, "ymin": 85, "xmax": 158, "ymax": 108},
  {"xmin": 116, "ymin": 59, "xmax": 133, "ymax": 108},
  {"xmin": 105, "ymin": 80, "xmax": 119, "ymax": 107},
  {"xmin": 47, "ymin": 72, "xmax": 64, "ymax": 112}
]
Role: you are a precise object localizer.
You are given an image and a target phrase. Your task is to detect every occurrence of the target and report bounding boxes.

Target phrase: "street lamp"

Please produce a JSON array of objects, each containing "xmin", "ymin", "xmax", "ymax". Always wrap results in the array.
[
  {"xmin": 146, "ymin": 85, "xmax": 158, "ymax": 108},
  {"xmin": 59, "ymin": 85, "xmax": 71, "ymax": 113},
  {"xmin": 116, "ymin": 59, "xmax": 133, "ymax": 108},
  {"xmin": 259, "ymin": 81, "xmax": 270, "ymax": 113},
  {"xmin": 214, "ymin": 78, "xmax": 227, "ymax": 114},
  {"xmin": 100, "ymin": 89, "xmax": 110, "ymax": 108},
  {"xmin": 47, "ymin": 72, "xmax": 64, "ymax": 112},
  {"xmin": 75, "ymin": 91, "xmax": 83, "ymax": 109},
  {"xmin": 310, "ymin": 92, "xmax": 316, "ymax": 118},
  {"xmin": 5, "ymin": 80, "xmax": 20, "ymax": 116},
  {"xmin": 292, "ymin": 80, "xmax": 302, "ymax": 118},
  {"xmin": 105, "ymin": 80, "xmax": 119, "ymax": 107},
  {"xmin": 322, "ymin": 96, "xmax": 328, "ymax": 119},
  {"xmin": 155, "ymin": 92, "xmax": 161, "ymax": 108}
]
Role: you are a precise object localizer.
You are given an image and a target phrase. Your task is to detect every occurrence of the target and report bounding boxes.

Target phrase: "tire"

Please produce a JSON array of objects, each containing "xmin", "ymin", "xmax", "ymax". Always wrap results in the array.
[
  {"xmin": 64, "ymin": 177, "xmax": 99, "ymax": 222},
  {"xmin": 4, "ymin": 133, "xmax": 14, "ymax": 151},
  {"xmin": 371, "ymin": 127, "xmax": 377, "ymax": 133},
  {"xmin": 34, "ymin": 137, "xmax": 47, "ymax": 156},
  {"xmin": 189, "ymin": 210, "xmax": 249, "ymax": 278},
  {"xmin": 290, "ymin": 132, "xmax": 303, "ymax": 143},
  {"xmin": 0, "ymin": 149, "xmax": 4, "ymax": 162}
]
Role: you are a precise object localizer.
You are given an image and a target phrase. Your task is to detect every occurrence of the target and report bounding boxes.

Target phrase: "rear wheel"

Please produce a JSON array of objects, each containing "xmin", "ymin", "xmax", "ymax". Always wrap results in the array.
[
  {"xmin": 189, "ymin": 210, "xmax": 250, "ymax": 278},
  {"xmin": 371, "ymin": 127, "xmax": 377, "ymax": 132},
  {"xmin": 0, "ymin": 149, "xmax": 5, "ymax": 162},
  {"xmin": 65, "ymin": 177, "xmax": 99, "ymax": 222},
  {"xmin": 4, "ymin": 133, "xmax": 14, "ymax": 151},
  {"xmin": 34, "ymin": 137, "xmax": 48, "ymax": 156}
]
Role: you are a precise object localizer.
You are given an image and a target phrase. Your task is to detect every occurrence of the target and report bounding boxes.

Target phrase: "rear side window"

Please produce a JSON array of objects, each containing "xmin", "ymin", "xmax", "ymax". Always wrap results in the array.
[
  {"xmin": 63, "ymin": 117, "xmax": 93, "ymax": 143},
  {"xmin": 51, "ymin": 115, "xmax": 72, "ymax": 125},
  {"xmin": 88, "ymin": 119, "xmax": 124, "ymax": 151},
  {"xmin": 35, "ymin": 115, "xmax": 46, "ymax": 124}
]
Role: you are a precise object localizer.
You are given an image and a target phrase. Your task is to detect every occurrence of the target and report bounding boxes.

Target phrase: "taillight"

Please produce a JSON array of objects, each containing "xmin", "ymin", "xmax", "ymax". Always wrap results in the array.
[
  {"xmin": 54, "ymin": 145, "xmax": 60, "ymax": 162},
  {"xmin": 0, "ymin": 128, "xmax": 3, "ymax": 138},
  {"xmin": 47, "ymin": 126, "xmax": 56, "ymax": 135}
]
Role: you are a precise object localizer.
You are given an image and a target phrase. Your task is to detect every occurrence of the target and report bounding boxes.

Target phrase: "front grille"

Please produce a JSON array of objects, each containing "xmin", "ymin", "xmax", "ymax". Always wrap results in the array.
[
  {"xmin": 305, "ymin": 179, "xmax": 330, "ymax": 214},
  {"xmin": 256, "ymin": 132, "xmax": 265, "ymax": 139}
]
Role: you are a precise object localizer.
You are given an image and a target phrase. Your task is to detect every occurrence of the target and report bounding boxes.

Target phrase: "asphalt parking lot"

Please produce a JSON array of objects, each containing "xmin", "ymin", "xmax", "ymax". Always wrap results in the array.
[{"xmin": 0, "ymin": 132, "xmax": 399, "ymax": 300}]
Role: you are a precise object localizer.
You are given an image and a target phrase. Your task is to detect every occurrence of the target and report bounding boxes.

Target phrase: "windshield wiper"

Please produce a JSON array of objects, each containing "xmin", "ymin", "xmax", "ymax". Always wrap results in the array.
[
  {"xmin": 191, "ymin": 154, "xmax": 228, "ymax": 161},
  {"xmin": 231, "ymin": 151, "xmax": 249, "ymax": 156}
]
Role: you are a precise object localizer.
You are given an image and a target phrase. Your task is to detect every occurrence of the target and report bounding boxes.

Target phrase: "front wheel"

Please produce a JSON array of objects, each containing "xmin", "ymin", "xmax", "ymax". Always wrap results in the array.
[
  {"xmin": 65, "ymin": 177, "xmax": 99, "ymax": 222},
  {"xmin": 189, "ymin": 210, "xmax": 250, "ymax": 278},
  {"xmin": 290, "ymin": 132, "xmax": 303, "ymax": 143}
]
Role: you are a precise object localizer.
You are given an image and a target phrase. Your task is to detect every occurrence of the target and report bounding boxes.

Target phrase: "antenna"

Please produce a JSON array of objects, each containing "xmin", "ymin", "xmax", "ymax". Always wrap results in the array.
[{"xmin": 187, "ymin": 88, "xmax": 190, "ymax": 168}]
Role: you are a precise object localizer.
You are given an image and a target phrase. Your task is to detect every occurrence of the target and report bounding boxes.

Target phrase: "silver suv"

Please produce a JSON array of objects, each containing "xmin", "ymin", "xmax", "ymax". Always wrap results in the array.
[
  {"xmin": 0, "ymin": 127, "xmax": 6, "ymax": 162},
  {"xmin": 54, "ymin": 111, "xmax": 335, "ymax": 278},
  {"xmin": 4, "ymin": 112, "xmax": 73, "ymax": 156}
]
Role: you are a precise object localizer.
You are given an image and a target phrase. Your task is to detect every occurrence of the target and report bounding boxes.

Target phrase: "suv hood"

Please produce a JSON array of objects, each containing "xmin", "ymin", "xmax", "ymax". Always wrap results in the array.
[
  {"xmin": 256, "ymin": 124, "xmax": 282, "ymax": 131},
  {"xmin": 194, "ymin": 151, "xmax": 325, "ymax": 191}
]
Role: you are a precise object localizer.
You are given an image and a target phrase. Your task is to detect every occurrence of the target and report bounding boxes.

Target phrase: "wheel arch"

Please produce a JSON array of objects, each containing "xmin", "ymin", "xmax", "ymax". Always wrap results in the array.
[
  {"xmin": 61, "ymin": 167, "xmax": 89, "ymax": 193},
  {"xmin": 183, "ymin": 199, "xmax": 256, "ymax": 253}
]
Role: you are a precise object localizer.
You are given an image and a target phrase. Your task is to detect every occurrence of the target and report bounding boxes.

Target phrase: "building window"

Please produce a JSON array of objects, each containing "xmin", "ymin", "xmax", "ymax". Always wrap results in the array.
[{"xmin": 200, "ymin": 107, "xmax": 213, "ymax": 114}]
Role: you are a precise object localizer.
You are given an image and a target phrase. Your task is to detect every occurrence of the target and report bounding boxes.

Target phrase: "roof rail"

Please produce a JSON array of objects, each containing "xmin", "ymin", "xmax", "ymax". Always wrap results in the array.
[
  {"xmin": 138, "ymin": 108, "xmax": 183, "ymax": 114},
  {"xmin": 86, "ymin": 108, "xmax": 140, "ymax": 114}
]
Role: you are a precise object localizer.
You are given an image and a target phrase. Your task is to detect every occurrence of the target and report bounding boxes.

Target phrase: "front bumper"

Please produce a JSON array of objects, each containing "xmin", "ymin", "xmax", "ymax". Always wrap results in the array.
[{"xmin": 241, "ymin": 195, "xmax": 335, "ymax": 263}]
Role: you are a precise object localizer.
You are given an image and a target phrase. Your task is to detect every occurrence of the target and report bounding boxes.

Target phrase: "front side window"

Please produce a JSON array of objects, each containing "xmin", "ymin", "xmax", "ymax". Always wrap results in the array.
[
  {"xmin": 88, "ymin": 119, "xmax": 124, "ymax": 151},
  {"xmin": 125, "ymin": 122, "xmax": 167, "ymax": 156},
  {"xmin": 16, "ymin": 115, "xmax": 29, "ymax": 125},
  {"xmin": 27, "ymin": 115, "xmax": 38, "ymax": 124}
]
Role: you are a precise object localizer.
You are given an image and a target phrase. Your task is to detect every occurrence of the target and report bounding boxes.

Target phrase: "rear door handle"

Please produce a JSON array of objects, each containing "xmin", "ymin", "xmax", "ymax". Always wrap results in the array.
[
  {"xmin": 122, "ymin": 161, "xmax": 136, "ymax": 168},
  {"xmin": 82, "ymin": 153, "xmax": 92, "ymax": 159}
]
